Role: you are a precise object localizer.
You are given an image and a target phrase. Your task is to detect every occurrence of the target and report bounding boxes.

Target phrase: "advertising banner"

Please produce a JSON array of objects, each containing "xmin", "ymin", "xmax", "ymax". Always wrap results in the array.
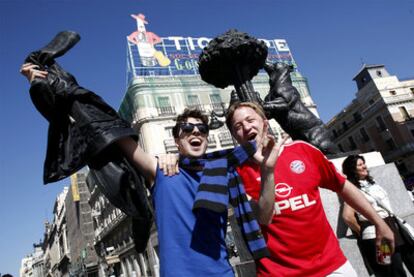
[{"xmin": 127, "ymin": 14, "xmax": 297, "ymax": 77}]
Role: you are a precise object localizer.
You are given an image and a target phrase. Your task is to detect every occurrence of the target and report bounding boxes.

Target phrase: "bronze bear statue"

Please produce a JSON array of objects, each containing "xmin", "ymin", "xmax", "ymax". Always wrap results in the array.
[{"xmin": 263, "ymin": 62, "xmax": 338, "ymax": 154}]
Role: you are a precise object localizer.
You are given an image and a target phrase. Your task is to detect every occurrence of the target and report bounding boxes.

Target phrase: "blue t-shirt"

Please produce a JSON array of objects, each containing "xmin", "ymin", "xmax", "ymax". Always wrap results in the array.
[{"xmin": 152, "ymin": 167, "xmax": 234, "ymax": 277}]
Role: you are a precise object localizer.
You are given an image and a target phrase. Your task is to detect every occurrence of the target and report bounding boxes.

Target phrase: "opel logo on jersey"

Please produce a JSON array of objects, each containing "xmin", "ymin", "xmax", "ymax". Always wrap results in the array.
[
  {"xmin": 290, "ymin": 160, "xmax": 305, "ymax": 174},
  {"xmin": 274, "ymin": 194, "xmax": 317, "ymax": 215},
  {"xmin": 275, "ymin": 183, "xmax": 293, "ymax": 198}
]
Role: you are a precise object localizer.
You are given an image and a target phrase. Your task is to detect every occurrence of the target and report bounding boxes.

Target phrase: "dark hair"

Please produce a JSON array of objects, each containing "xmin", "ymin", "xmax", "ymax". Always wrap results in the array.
[
  {"xmin": 342, "ymin": 154, "xmax": 374, "ymax": 187},
  {"xmin": 225, "ymin": 101, "xmax": 267, "ymax": 133},
  {"xmin": 172, "ymin": 108, "xmax": 209, "ymax": 138}
]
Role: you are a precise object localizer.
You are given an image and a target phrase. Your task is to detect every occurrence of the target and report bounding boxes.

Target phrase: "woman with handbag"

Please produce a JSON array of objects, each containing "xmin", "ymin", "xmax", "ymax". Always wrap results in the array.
[{"xmin": 342, "ymin": 155, "xmax": 414, "ymax": 277}]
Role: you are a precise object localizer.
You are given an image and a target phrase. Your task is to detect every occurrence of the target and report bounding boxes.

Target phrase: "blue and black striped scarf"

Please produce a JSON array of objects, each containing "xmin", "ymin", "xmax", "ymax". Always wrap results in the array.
[{"xmin": 179, "ymin": 141, "xmax": 269, "ymax": 259}]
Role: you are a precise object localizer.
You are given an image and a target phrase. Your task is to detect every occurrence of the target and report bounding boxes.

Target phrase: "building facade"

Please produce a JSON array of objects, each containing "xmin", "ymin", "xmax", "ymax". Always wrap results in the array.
[
  {"xmin": 20, "ymin": 243, "xmax": 45, "ymax": 277},
  {"xmin": 31, "ymin": 243, "xmax": 46, "ymax": 277},
  {"xmin": 327, "ymin": 64, "xmax": 414, "ymax": 177},
  {"xmin": 22, "ymin": 172, "xmax": 101, "ymax": 277},
  {"xmin": 20, "ymin": 255, "xmax": 33, "ymax": 277},
  {"xmin": 87, "ymin": 174, "xmax": 160, "ymax": 277},
  {"xmin": 65, "ymin": 172, "xmax": 99, "ymax": 276},
  {"xmin": 43, "ymin": 187, "xmax": 69, "ymax": 277}
]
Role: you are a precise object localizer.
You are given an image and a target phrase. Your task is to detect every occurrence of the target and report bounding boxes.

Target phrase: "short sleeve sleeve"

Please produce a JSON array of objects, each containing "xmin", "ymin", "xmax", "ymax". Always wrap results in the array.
[{"xmin": 308, "ymin": 144, "xmax": 346, "ymax": 192}]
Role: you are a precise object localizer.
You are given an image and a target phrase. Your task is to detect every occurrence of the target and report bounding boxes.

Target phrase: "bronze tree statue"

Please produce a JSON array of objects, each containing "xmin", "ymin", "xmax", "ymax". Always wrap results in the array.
[
  {"xmin": 198, "ymin": 29, "xmax": 267, "ymax": 103},
  {"xmin": 199, "ymin": 29, "xmax": 337, "ymax": 154}
]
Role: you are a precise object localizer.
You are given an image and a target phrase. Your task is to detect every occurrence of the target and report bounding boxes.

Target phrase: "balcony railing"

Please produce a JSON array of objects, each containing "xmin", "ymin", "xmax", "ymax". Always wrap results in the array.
[
  {"xmin": 218, "ymin": 132, "xmax": 234, "ymax": 147},
  {"xmin": 157, "ymin": 106, "xmax": 176, "ymax": 116},
  {"xmin": 97, "ymin": 213, "xmax": 127, "ymax": 241}
]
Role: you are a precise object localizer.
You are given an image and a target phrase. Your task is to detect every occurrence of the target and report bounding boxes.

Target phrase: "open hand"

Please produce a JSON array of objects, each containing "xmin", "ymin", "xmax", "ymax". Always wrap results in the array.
[{"xmin": 253, "ymin": 124, "xmax": 288, "ymax": 170}]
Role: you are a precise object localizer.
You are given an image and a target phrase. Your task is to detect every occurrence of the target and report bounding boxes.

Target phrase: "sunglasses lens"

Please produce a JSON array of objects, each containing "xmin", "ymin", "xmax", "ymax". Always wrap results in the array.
[
  {"xmin": 180, "ymin": 123, "xmax": 208, "ymax": 134},
  {"xmin": 181, "ymin": 124, "xmax": 194, "ymax": 133},
  {"xmin": 197, "ymin": 124, "xmax": 208, "ymax": 134}
]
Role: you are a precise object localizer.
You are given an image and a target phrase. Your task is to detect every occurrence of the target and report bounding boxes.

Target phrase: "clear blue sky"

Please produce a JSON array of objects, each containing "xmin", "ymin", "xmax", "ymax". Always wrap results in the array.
[{"xmin": 1, "ymin": 0, "xmax": 413, "ymax": 274}]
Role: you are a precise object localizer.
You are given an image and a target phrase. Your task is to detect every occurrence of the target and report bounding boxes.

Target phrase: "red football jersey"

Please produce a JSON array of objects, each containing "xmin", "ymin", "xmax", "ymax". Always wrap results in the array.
[{"xmin": 237, "ymin": 141, "xmax": 347, "ymax": 277}]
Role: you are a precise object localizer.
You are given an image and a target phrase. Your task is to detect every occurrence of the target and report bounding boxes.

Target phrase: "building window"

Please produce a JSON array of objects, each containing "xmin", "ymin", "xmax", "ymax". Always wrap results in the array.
[
  {"xmin": 376, "ymin": 70, "xmax": 382, "ymax": 77},
  {"xmin": 369, "ymin": 99, "xmax": 375, "ymax": 105},
  {"xmin": 360, "ymin": 128, "xmax": 370, "ymax": 142},
  {"xmin": 353, "ymin": 112, "xmax": 362, "ymax": 122},
  {"xmin": 332, "ymin": 130, "xmax": 338, "ymax": 138},
  {"xmin": 348, "ymin": 136, "xmax": 357, "ymax": 150},
  {"xmin": 210, "ymin": 94, "xmax": 224, "ymax": 113},
  {"xmin": 389, "ymin": 90, "xmax": 396, "ymax": 96},
  {"xmin": 411, "ymin": 129, "xmax": 414, "ymax": 138},
  {"xmin": 338, "ymin": 144, "xmax": 344, "ymax": 152},
  {"xmin": 165, "ymin": 126, "xmax": 173, "ymax": 137},
  {"xmin": 157, "ymin": 96, "xmax": 175, "ymax": 115},
  {"xmin": 385, "ymin": 138, "xmax": 396, "ymax": 150},
  {"xmin": 376, "ymin": 116, "xmax": 387, "ymax": 131},
  {"xmin": 410, "ymin": 88, "xmax": 414, "ymax": 95},
  {"xmin": 399, "ymin": 106, "xmax": 411, "ymax": 120},
  {"xmin": 187, "ymin": 95, "xmax": 204, "ymax": 111},
  {"xmin": 342, "ymin": 121, "xmax": 348, "ymax": 131}
]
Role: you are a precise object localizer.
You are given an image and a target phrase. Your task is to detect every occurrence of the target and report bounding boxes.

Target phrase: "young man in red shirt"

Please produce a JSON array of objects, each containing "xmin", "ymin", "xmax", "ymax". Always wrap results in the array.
[{"xmin": 226, "ymin": 101, "xmax": 395, "ymax": 277}]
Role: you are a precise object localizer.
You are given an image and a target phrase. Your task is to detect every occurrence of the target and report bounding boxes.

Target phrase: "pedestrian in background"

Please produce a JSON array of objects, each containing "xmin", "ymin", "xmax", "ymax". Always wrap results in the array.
[{"xmin": 342, "ymin": 154, "xmax": 414, "ymax": 277}]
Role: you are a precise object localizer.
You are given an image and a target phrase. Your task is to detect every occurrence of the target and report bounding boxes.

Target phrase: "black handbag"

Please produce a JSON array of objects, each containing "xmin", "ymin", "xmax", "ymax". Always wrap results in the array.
[{"xmin": 393, "ymin": 215, "xmax": 414, "ymax": 246}]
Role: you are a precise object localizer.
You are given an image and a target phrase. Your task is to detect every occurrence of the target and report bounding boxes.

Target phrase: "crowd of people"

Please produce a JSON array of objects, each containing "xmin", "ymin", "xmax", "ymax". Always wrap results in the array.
[{"xmin": 20, "ymin": 52, "xmax": 413, "ymax": 277}]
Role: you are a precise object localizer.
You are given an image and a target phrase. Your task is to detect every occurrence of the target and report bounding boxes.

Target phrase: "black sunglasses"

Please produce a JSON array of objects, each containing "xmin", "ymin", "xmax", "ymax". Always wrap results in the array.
[{"xmin": 180, "ymin": 122, "xmax": 209, "ymax": 135}]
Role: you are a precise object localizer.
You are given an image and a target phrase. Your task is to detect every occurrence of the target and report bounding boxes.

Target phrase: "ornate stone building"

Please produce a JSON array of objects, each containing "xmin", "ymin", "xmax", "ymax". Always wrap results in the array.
[
  {"xmin": 327, "ymin": 64, "xmax": 414, "ymax": 177},
  {"xmin": 87, "ymin": 174, "xmax": 159, "ymax": 277},
  {"xmin": 65, "ymin": 172, "xmax": 99, "ymax": 276},
  {"xmin": 43, "ymin": 187, "xmax": 69, "ymax": 277}
]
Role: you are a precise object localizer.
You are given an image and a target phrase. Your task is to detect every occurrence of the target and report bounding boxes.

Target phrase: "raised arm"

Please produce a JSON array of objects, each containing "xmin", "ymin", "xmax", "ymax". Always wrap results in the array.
[
  {"xmin": 339, "ymin": 180, "xmax": 395, "ymax": 252},
  {"xmin": 116, "ymin": 137, "xmax": 158, "ymax": 186},
  {"xmin": 252, "ymin": 127, "xmax": 287, "ymax": 225}
]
